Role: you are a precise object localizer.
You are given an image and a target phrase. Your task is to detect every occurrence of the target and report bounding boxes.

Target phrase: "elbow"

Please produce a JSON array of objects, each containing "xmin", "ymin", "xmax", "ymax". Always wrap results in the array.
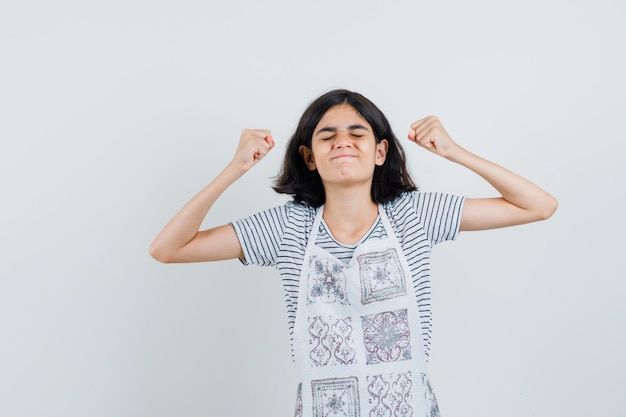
[
  {"xmin": 149, "ymin": 242, "xmax": 174, "ymax": 263},
  {"xmin": 538, "ymin": 195, "xmax": 559, "ymax": 220}
]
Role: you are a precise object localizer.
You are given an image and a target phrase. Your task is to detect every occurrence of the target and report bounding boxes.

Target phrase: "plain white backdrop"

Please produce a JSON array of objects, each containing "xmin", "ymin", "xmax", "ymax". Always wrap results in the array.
[{"xmin": 1, "ymin": 0, "xmax": 624, "ymax": 416}]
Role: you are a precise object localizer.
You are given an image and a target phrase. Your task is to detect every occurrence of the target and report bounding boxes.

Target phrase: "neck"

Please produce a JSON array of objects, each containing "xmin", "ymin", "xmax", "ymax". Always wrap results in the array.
[{"xmin": 321, "ymin": 183, "xmax": 379, "ymax": 245}]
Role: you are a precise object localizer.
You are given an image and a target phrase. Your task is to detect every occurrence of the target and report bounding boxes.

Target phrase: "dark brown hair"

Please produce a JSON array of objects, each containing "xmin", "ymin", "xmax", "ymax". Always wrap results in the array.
[{"xmin": 273, "ymin": 89, "xmax": 417, "ymax": 207}]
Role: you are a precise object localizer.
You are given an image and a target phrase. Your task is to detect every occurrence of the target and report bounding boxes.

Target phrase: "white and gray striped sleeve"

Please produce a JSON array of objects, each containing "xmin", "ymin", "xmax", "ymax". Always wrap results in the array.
[
  {"xmin": 412, "ymin": 192, "xmax": 465, "ymax": 245},
  {"xmin": 230, "ymin": 204, "xmax": 290, "ymax": 266}
]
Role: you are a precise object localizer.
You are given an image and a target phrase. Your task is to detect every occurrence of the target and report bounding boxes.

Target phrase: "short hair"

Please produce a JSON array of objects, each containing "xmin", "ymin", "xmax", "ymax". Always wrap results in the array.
[{"xmin": 273, "ymin": 89, "xmax": 417, "ymax": 207}]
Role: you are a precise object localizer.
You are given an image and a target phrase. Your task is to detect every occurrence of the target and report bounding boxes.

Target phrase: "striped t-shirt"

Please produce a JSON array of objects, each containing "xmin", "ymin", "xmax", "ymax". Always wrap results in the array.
[{"xmin": 231, "ymin": 191, "xmax": 465, "ymax": 358}]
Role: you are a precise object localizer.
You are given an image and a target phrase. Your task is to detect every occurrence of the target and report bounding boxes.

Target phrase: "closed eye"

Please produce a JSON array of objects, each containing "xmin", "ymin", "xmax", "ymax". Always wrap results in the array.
[
  {"xmin": 320, "ymin": 133, "xmax": 363, "ymax": 141},
  {"xmin": 314, "ymin": 124, "xmax": 370, "ymax": 139}
]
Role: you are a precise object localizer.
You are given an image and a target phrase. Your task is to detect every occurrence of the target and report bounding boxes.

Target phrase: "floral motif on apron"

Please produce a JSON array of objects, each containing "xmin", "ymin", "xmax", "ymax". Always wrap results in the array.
[{"xmin": 293, "ymin": 205, "xmax": 441, "ymax": 417}]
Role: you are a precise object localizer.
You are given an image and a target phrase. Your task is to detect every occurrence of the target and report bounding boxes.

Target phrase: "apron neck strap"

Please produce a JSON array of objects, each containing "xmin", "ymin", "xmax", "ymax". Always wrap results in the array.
[{"xmin": 307, "ymin": 203, "xmax": 390, "ymax": 252}]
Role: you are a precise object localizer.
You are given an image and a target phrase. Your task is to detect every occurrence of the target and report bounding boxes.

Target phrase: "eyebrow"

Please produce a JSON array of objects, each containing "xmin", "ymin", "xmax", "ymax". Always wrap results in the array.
[{"xmin": 314, "ymin": 124, "xmax": 370, "ymax": 136}]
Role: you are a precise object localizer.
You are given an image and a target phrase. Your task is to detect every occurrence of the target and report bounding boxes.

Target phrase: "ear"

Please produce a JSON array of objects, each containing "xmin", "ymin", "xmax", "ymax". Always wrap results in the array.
[
  {"xmin": 299, "ymin": 145, "xmax": 317, "ymax": 171},
  {"xmin": 375, "ymin": 139, "xmax": 389, "ymax": 166}
]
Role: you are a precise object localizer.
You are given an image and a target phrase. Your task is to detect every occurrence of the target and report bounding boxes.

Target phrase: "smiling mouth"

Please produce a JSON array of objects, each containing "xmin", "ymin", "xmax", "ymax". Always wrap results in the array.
[{"xmin": 331, "ymin": 154, "xmax": 356, "ymax": 160}]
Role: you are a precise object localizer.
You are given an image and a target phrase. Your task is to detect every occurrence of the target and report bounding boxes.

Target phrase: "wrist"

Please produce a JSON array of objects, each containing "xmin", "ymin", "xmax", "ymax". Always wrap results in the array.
[
  {"xmin": 444, "ymin": 144, "xmax": 471, "ymax": 164},
  {"xmin": 220, "ymin": 162, "xmax": 246, "ymax": 183}
]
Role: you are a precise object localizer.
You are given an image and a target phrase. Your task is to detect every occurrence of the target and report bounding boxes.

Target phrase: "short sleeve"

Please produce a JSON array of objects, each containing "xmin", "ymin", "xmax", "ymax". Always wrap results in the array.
[
  {"xmin": 411, "ymin": 192, "xmax": 465, "ymax": 246},
  {"xmin": 230, "ymin": 204, "xmax": 290, "ymax": 266}
]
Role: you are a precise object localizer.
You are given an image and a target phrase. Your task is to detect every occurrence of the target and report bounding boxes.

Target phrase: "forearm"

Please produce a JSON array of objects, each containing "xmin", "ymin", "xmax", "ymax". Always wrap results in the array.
[
  {"xmin": 149, "ymin": 164, "xmax": 242, "ymax": 261},
  {"xmin": 408, "ymin": 115, "xmax": 558, "ymax": 230},
  {"xmin": 450, "ymin": 146, "xmax": 558, "ymax": 220},
  {"xmin": 149, "ymin": 128, "xmax": 274, "ymax": 263}
]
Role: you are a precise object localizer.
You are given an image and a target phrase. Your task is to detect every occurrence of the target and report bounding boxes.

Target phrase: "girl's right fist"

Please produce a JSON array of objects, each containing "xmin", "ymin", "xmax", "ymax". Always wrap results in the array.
[{"xmin": 230, "ymin": 128, "xmax": 274, "ymax": 174}]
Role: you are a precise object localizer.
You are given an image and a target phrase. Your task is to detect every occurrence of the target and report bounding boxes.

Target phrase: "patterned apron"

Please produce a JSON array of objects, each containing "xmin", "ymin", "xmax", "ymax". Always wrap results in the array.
[{"xmin": 293, "ymin": 205, "xmax": 440, "ymax": 417}]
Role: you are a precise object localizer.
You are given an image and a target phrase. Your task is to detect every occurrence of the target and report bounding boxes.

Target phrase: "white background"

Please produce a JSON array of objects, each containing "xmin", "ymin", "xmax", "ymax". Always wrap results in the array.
[{"xmin": 1, "ymin": 0, "xmax": 624, "ymax": 416}]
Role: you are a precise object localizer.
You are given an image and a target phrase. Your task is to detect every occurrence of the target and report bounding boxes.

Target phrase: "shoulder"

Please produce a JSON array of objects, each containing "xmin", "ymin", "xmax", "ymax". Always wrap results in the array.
[
  {"xmin": 285, "ymin": 200, "xmax": 316, "ymax": 217},
  {"xmin": 384, "ymin": 191, "xmax": 465, "ymax": 226},
  {"xmin": 282, "ymin": 201, "xmax": 318, "ymax": 235},
  {"xmin": 232, "ymin": 200, "xmax": 318, "ymax": 231},
  {"xmin": 383, "ymin": 191, "xmax": 420, "ymax": 217},
  {"xmin": 389, "ymin": 191, "xmax": 464, "ymax": 212}
]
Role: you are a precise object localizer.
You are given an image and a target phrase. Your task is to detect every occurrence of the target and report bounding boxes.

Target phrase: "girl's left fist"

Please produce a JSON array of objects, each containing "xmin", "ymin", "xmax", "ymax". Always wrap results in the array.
[{"xmin": 408, "ymin": 116, "xmax": 458, "ymax": 159}]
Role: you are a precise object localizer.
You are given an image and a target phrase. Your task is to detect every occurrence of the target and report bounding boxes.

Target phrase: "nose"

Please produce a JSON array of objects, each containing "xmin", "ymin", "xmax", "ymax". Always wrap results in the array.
[{"xmin": 334, "ymin": 131, "xmax": 352, "ymax": 148}]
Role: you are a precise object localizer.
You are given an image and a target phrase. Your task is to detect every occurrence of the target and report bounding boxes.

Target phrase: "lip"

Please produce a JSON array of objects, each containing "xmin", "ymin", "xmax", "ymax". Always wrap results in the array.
[{"xmin": 330, "ymin": 154, "xmax": 357, "ymax": 160}]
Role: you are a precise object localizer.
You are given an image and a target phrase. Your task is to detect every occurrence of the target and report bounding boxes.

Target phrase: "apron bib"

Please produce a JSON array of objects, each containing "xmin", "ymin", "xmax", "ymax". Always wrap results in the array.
[{"xmin": 292, "ymin": 205, "xmax": 440, "ymax": 417}]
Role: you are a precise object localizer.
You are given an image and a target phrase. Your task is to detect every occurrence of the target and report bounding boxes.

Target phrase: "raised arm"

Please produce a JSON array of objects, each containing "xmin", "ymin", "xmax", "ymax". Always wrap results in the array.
[
  {"xmin": 408, "ymin": 116, "xmax": 557, "ymax": 231},
  {"xmin": 149, "ymin": 129, "xmax": 275, "ymax": 263}
]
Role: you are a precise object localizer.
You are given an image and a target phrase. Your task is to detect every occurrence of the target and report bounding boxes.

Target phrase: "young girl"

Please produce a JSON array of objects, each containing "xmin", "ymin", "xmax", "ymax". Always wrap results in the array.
[{"xmin": 150, "ymin": 89, "xmax": 557, "ymax": 417}]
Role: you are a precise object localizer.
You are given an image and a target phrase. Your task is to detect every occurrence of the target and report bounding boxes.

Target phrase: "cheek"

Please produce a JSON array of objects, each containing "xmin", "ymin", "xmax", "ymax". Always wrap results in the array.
[{"xmin": 312, "ymin": 143, "xmax": 330, "ymax": 158}]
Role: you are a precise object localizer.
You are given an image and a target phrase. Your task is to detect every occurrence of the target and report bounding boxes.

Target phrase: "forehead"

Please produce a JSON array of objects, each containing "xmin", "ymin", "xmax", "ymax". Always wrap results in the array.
[{"xmin": 315, "ymin": 103, "xmax": 370, "ymax": 128}]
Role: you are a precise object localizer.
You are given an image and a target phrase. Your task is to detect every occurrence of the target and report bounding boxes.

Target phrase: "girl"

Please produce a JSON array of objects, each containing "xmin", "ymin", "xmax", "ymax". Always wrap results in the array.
[{"xmin": 150, "ymin": 89, "xmax": 557, "ymax": 417}]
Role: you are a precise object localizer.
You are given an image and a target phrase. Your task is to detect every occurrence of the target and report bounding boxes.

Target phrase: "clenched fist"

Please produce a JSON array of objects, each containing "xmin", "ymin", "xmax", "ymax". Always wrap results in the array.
[
  {"xmin": 408, "ymin": 116, "xmax": 461, "ymax": 160},
  {"xmin": 229, "ymin": 128, "xmax": 275, "ymax": 174}
]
